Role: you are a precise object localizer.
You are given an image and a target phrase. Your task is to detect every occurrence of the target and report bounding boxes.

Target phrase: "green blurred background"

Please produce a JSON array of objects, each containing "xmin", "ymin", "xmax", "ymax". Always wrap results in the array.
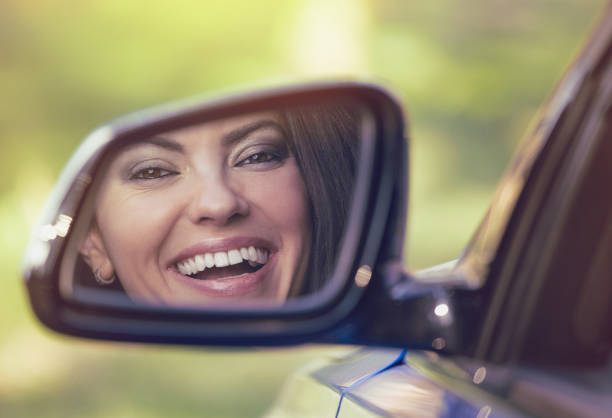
[{"xmin": 1, "ymin": 0, "xmax": 606, "ymax": 416}]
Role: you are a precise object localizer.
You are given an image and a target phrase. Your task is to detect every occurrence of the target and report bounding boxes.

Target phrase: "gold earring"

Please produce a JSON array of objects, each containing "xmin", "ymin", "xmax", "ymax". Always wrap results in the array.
[{"xmin": 94, "ymin": 268, "xmax": 115, "ymax": 285}]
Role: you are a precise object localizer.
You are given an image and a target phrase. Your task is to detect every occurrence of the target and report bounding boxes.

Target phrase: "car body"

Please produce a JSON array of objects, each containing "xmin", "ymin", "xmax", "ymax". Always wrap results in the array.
[
  {"xmin": 21, "ymin": 3, "xmax": 612, "ymax": 418},
  {"xmin": 267, "ymin": 4, "xmax": 612, "ymax": 416}
]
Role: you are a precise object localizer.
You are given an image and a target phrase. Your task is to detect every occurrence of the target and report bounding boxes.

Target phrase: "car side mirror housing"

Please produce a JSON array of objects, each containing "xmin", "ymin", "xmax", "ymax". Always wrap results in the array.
[{"xmin": 22, "ymin": 82, "xmax": 418, "ymax": 347}]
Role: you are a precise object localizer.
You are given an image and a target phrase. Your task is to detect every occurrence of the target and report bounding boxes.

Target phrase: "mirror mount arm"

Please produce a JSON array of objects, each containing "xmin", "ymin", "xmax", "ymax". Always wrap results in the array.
[{"xmin": 349, "ymin": 261, "xmax": 480, "ymax": 356}]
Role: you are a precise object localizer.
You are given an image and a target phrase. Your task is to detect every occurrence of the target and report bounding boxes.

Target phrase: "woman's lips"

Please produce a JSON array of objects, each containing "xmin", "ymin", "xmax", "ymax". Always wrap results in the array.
[
  {"xmin": 165, "ymin": 237, "xmax": 277, "ymax": 298},
  {"xmin": 167, "ymin": 253, "xmax": 276, "ymax": 298}
]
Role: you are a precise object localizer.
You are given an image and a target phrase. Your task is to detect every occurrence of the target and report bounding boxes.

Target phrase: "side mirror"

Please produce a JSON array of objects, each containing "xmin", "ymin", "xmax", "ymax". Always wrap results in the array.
[{"xmin": 22, "ymin": 82, "xmax": 410, "ymax": 346}]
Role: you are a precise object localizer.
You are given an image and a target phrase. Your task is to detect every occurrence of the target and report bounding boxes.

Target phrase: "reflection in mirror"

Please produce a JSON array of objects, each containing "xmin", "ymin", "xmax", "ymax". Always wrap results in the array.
[{"xmin": 60, "ymin": 100, "xmax": 369, "ymax": 308}]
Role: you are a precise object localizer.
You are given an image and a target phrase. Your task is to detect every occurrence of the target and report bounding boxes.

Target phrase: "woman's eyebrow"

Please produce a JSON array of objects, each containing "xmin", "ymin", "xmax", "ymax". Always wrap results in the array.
[
  {"xmin": 222, "ymin": 119, "xmax": 284, "ymax": 145},
  {"xmin": 128, "ymin": 136, "xmax": 184, "ymax": 153}
]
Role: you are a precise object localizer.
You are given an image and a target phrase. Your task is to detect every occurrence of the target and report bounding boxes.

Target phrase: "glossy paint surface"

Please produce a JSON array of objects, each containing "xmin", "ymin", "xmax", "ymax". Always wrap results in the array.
[{"xmin": 268, "ymin": 349, "xmax": 525, "ymax": 417}]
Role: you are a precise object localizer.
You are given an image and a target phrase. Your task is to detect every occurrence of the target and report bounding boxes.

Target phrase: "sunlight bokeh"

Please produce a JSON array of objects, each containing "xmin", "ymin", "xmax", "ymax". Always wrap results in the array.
[{"xmin": 291, "ymin": 0, "xmax": 369, "ymax": 76}]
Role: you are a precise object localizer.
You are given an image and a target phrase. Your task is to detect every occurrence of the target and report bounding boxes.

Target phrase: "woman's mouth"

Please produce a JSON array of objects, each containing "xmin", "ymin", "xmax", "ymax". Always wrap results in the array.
[
  {"xmin": 175, "ymin": 246, "xmax": 269, "ymax": 280},
  {"xmin": 166, "ymin": 239, "xmax": 277, "ymax": 299}
]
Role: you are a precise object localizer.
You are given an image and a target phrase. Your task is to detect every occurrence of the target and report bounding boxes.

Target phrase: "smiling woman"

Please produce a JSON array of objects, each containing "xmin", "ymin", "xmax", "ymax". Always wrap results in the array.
[{"xmin": 72, "ymin": 103, "xmax": 360, "ymax": 307}]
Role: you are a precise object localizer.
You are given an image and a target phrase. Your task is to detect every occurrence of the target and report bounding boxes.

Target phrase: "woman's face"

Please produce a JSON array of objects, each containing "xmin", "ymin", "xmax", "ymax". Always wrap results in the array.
[{"xmin": 82, "ymin": 113, "xmax": 311, "ymax": 307}]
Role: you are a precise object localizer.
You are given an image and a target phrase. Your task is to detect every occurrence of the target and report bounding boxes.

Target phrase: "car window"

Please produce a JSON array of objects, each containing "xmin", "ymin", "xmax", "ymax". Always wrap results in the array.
[
  {"xmin": 521, "ymin": 78, "xmax": 612, "ymax": 365},
  {"xmin": 476, "ymin": 32, "xmax": 612, "ymax": 364}
]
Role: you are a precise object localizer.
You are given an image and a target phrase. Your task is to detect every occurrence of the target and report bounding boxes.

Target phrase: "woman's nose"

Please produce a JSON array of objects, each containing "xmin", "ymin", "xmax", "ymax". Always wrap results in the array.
[{"xmin": 186, "ymin": 174, "xmax": 249, "ymax": 226}]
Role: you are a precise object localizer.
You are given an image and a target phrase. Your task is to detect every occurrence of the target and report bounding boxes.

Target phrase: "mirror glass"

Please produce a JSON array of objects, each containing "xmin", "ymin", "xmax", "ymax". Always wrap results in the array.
[{"xmin": 59, "ymin": 99, "xmax": 372, "ymax": 309}]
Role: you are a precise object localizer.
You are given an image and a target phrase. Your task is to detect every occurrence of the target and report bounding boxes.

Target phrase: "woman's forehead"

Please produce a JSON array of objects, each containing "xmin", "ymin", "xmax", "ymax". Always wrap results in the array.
[
  {"xmin": 108, "ymin": 111, "xmax": 284, "ymax": 163},
  {"xmin": 162, "ymin": 111, "xmax": 281, "ymax": 143}
]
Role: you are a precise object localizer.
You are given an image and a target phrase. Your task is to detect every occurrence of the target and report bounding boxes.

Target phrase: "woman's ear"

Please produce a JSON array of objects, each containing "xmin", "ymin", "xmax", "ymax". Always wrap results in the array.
[{"xmin": 80, "ymin": 224, "xmax": 115, "ymax": 281}]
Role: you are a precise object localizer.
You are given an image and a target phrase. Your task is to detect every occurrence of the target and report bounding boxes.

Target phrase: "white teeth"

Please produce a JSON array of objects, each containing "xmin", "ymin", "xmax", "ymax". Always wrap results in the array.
[
  {"xmin": 204, "ymin": 253, "xmax": 214, "ymax": 268},
  {"xmin": 256, "ymin": 248, "xmax": 268, "ymax": 264},
  {"xmin": 195, "ymin": 254, "xmax": 205, "ymax": 271},
  {"xmin": 248, "ymin": 246, "xmax": 257, "ymax": 261},
  {"xmin": 180, "ymin": 260, "xmax": 193, "ymax": 276},
  {"xmin": 175, "ymin": 246, "xmax": 270, "ymax": 277},
  {"xmin": 214, "ymin": 251, "xmax": 229, "ymax": 268},
  {"xmin": 188, "ymin": 258, "xmax": 197, "ymax": 274},
  {"xmin": 228, "ymin": 249, "xmax": 242, "ymax": 265},
  {"xmin": 240, "ymin": 247, "xmax": 249, "ymax": 260},
  {"xmin": 177, "ymin": 262, "xmax": 189, "ymax": 276}
]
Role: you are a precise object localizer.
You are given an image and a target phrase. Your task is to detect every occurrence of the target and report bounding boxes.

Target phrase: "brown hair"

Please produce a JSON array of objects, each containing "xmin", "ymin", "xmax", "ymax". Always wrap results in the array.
[{"xmin": 281, "ymin": 103, "xmax": 360, "ymax": 295}]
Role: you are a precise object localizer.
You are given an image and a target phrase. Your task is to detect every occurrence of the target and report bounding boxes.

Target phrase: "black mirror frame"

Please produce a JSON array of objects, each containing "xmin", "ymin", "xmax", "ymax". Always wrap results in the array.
[{"xmin": 21, "ymin": 82, "xmax": 407, "ymax": 347}]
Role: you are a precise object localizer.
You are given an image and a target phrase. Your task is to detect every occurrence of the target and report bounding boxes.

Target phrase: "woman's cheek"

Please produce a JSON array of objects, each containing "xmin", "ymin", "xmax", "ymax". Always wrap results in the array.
[
  {"xmin": 99, "ymin": 188, "xmax": 178, "ymax": 266},
  {"xmin": 244, "ymin": 166, "xmax": 310, "ymax": 227}
]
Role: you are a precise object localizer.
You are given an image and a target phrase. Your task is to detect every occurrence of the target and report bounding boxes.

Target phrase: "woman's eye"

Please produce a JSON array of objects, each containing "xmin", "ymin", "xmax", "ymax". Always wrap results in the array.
[
  {"xmin": 131, "ymin": 167, "xmax": 176, "ymax": 180},
  {"xmin": 236, "ymin": 151, "xmax": 282, "ymax": 167}
]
